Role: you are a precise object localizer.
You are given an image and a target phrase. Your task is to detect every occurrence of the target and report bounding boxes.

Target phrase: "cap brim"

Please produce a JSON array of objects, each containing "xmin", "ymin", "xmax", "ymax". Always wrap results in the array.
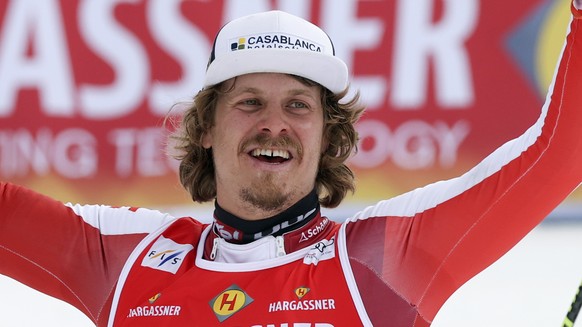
[{"xmin": 204, "ymin": 49, "xmax": 348, "ymax": 94}]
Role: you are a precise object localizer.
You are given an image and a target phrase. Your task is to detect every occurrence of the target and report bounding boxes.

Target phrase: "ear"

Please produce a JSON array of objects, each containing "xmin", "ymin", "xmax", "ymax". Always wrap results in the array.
[
  {"xmin": 202, "ymin": 130, "xmax": 213, "ymax": 149},
  {"xmin": 320, "ymin": 133, "xmax": 329, "ymax": 154}
]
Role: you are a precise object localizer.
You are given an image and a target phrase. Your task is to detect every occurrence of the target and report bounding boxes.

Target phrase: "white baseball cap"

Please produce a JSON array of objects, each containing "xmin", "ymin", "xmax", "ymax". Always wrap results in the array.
[{"xmin": 204, "ymin": 10, "xmax": 349, "ymax": 93}]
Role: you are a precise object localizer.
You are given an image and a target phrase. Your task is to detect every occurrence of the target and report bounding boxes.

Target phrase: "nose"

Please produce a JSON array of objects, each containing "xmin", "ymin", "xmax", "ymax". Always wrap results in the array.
[{"xmin": 257, "ymin": 105, "xmax": 289, "ymax": 136}]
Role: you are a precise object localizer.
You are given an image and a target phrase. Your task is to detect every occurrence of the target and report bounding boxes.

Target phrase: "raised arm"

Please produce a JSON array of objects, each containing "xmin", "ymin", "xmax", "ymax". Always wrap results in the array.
[
  {"xmin": 343, "ymin": 3, "xmax": 582, "ymax": 325},
  {"xmin": 0, "ymin": 182, "xmax": 174, "ymax": 325}
]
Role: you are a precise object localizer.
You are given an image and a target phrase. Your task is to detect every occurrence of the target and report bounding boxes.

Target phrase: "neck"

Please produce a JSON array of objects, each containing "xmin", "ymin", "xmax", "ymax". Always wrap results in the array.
[{"xmin": 212, "ymin": 189, "xmax": 319, "ymax": 243}]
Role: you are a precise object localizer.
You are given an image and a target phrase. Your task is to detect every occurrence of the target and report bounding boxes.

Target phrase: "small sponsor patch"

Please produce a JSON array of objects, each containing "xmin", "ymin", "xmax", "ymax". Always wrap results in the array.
[
  {"xmin": 299, "ymin": 218, "xmax": 329, "ymax": 243},
  {"xmin": 303, "ymin": 237, "xmax": 336, "ymax": 265},
  {"xmin": 268, "ymin": 298, "xmax": 336, "ymax": 313},
  {"xmin": 149, "ymin": 293, "xmax": 162, "ymax": 304},
  {"xmin": 229, "ymin": 33, "xmax": 323, "ymax": 52},
  {"xmin": 127, "ymin": 304, "xmax": 181, "ymax": 318},
  {"xmin": 141, "ymin": 236, "xmax": 193, "ymax": 274},
  {"xmin": 295, "ymin": 286, "xmax": 310, "ymax": 299}
]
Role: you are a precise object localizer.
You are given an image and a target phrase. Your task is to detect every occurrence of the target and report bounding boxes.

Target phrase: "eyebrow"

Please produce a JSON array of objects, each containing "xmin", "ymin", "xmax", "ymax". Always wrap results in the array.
[
  {"xmin": 230, "ymin": 87, "xmax": 319, "ymax": 101},
  {"xmin": 232, "ymin": 87, "xmax": 261, "ymax": 96},
  {"xmin": 287, "ymin": 89, "xmax": 318, "ymax": 99}
]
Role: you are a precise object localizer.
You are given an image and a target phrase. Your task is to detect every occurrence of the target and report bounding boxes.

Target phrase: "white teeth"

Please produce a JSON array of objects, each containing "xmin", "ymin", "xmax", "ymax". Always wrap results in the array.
[
  {"xmin": 251, "ymin": 149, "xmax": 290, "ymax": 159},
  {"xmin": 273, "ymin": 150, "xmax": 289, "ymax": 159}
]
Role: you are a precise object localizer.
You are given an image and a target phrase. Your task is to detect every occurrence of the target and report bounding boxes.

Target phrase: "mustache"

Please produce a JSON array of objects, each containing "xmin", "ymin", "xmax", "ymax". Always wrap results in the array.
[{"xmin": 240, "ymin": 133, "xmax": 303, "ymax": 159}]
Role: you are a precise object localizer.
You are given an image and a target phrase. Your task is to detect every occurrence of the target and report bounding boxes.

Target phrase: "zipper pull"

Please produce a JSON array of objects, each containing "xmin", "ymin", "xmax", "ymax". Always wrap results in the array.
[
  {"xmin": 275, "ymin": 236, "xmax": 286, "ymax": 257},
  {"xmin": 210, "ymin": 238, "xmax": 219, "ymax": 261}
]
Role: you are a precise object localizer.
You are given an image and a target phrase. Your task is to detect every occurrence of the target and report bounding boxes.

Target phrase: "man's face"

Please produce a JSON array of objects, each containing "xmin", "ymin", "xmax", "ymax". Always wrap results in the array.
[{"xmin": 203, "ymin": 73, "xmax": 325, "ymax": 220}]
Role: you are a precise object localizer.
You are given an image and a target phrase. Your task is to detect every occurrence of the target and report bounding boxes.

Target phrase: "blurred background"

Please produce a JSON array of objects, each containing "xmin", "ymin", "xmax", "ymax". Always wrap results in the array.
[{"xmin": 1, "ymin": 0, "xmax": 581, "ymax": 325}]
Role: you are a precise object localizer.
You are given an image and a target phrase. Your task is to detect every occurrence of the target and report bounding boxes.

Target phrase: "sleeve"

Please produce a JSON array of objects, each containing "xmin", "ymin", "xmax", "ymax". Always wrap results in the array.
[
  {"xmin": 343, "ymin": 4, "xmax": 582, "ymax": 325},
  {"xmin": 0, "ymin": 182, "xmax": 175, "ymax": 325}
]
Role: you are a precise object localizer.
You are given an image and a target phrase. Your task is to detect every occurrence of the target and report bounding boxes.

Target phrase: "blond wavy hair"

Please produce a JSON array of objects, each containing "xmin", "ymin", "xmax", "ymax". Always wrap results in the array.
[{"xmin": 171, "ymin": 75, "xmax": 365, "ymax": 208}]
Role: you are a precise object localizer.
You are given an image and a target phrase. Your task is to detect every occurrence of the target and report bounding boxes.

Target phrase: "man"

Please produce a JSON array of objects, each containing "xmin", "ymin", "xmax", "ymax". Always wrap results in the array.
[{"xmin": 1, "ymin": 4, "xmax": 582, "ymax": 326}]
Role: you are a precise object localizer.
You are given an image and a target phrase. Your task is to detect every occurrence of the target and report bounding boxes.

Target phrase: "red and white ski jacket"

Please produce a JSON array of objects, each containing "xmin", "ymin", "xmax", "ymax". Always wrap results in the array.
[{"xmin": 1, "ymin": 4, "xmax": 582, "ymax": 327}]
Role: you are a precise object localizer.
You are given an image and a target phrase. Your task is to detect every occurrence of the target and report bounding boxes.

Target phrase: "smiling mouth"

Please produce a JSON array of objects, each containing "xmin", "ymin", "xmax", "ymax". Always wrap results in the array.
[{"xmin": 250, "ymin": 148, "xmax": 291, "ymax": 164}]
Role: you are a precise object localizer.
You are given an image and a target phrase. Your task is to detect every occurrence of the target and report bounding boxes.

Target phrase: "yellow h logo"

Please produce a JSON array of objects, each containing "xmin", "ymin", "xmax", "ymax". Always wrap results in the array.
[
  {"xmin": 209, "ymin": 285, "xmax": 254, "ymax": 322},
  {"xmin": 295, "ymin": 286, "xmax": 311, "ymax": 299}
]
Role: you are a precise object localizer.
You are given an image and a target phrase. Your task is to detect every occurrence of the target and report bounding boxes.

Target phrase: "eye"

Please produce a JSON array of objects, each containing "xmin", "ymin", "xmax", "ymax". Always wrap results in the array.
[
  {"xmin": 241, "ymin": 99, "xmax": 260, "ymax": 106},
  {"xmin": 288, "ymin": 101, "xmax": 310, "ymax": 111},
  {"xmin": 243, "ymin": 99, "xmax": 259, "ymax": 106},
  {"xmin": 236, "ymin": 98, "xmax": 262, "ymax": 112},
  {"xmin": 290, "ymin": 101, "xmax": 307, "ymax": 108}
]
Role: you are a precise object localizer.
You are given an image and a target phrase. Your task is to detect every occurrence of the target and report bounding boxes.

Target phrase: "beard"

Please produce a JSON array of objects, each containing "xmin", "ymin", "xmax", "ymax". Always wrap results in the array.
[
  {"xmin": 239, "ymin": 171, "xmax": 292, "ymax": 213},
  {"xmin": 237, "ymin": 133, "xmax": 300, "ymax": 212}
]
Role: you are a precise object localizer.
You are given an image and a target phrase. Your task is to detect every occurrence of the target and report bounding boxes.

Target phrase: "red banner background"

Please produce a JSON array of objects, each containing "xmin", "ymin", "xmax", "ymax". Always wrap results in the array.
[{"xmin": 0, "ymin": 0, "xmax": 579, "ymax": 216}]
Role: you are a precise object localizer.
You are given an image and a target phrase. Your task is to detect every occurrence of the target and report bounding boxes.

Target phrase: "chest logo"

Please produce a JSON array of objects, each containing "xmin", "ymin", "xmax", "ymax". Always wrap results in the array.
[
  {"xmin": 209, "ymin": 284, "xmax": 254, "ymax": 322},
  {"xmin": 141, "ymin": 236, "xmax": 194, "ymax": 274}
]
